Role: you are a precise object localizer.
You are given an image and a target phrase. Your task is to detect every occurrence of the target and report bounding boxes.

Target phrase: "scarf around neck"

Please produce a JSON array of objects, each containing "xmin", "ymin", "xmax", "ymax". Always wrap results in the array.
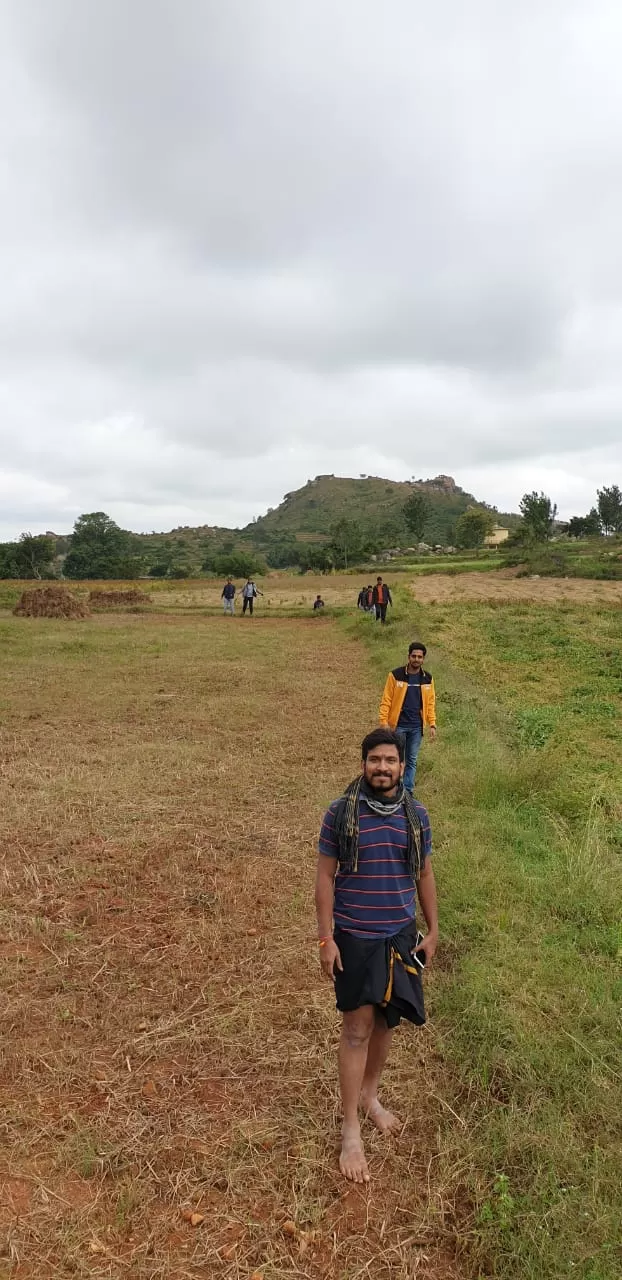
[{"xmin": 332, "ymin": 775, "xmax": 422, "ymax": 877}]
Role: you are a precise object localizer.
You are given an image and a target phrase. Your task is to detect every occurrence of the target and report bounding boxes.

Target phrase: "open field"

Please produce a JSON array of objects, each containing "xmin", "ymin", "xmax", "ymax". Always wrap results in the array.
[
  {"xmin": 1, "ymin": 583, "xmax": 620, "ymax": 1278},
  {"xmin": 410, "ymin": 571, "xmax": 622, "ymax": 604},
  {"xmin": 0, "ymin": 576, "xmax": 363, "ymax": 615},
  {"xmin": 3, "ymin": 569, "xmax": 622, "ymax": 619}
]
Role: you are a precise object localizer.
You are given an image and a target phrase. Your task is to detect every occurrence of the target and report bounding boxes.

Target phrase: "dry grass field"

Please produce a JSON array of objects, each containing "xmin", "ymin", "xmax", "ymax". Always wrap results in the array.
[
  {"xmin": 410, "ymin": 571, "xmax": 622, "ymax": 605},
  {"xmin": 2, "ymin": 575, "xmax": 620, "ymax": 1279},
  {"xmin": 0, "ymin": 612, "xmax": 460, "ymax": 1280},
  {"xmin": 3, "ymin": 570, "xmax": 622, "ymax": 620}
]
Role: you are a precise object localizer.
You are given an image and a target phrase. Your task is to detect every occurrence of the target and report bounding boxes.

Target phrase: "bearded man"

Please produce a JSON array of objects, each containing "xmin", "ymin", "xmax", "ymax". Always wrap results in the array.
[{"xmin": 315, "ymin": 728, "xmax": 438, "ymax": 1183}]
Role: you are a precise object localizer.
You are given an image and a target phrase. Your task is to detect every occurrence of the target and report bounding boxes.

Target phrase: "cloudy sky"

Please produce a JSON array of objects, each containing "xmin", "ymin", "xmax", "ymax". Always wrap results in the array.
[{"xmin": 1, "ymin": 0, "xmax": 621, "ymax": 539}]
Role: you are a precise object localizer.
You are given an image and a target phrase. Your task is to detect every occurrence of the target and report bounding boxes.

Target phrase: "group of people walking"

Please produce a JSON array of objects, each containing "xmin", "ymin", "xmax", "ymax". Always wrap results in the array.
[
  {"xmin": 357, "ymin": 576, "xmax": 393, "ymax": 623},
  {"xmin": 221, "ymin": 575, "xmax": 394, "ymax": 619},
  {"xmin": 316, "ymin": 642, "xmax": 438, "ymax": 1183},
  {"xmin": 220, "ymin": 577, "xmax": 262, "ymax": 615},
  {"xmin": 220, "ymin": 565, "xmax": 438, "ymax": 1182}
]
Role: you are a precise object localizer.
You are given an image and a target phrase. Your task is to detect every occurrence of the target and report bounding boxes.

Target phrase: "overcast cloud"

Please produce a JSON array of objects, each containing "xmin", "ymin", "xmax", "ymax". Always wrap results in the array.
[{"xmin": 1, "ymin": 0, "xmax": 621, "ymax": 539}]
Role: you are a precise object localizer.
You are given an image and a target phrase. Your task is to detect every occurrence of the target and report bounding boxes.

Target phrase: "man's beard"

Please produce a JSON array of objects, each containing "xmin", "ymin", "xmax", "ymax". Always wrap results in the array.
[{"xmin": 366, "ymin": 771, "xmax": 398, "ymax": 793}]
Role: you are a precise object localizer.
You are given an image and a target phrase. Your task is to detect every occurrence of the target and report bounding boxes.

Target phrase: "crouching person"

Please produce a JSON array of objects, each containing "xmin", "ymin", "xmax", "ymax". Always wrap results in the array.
[{"xmin": 315, "ymin": 727, "xmax": 438, "ymax": 1183}]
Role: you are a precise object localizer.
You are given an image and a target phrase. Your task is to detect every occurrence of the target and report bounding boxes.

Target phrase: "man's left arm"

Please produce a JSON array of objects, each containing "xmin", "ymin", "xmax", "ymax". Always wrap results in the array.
[{"xmin": 428, "ymin": 677, "xmax": 437, "ymax": 740}]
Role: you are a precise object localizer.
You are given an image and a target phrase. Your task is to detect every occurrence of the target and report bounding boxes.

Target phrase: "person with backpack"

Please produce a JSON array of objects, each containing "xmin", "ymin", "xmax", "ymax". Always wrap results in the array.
[
  {"xmin": 241, "ymin": 579, "xmax": 262, "ymax": 615},
  {"xmin": 372, "ymin": 576, "xmax": 392, "ymax": 623},
  {"xmin": 315, "ymin": 727, "xmax": 437, "ymax": 1183}
]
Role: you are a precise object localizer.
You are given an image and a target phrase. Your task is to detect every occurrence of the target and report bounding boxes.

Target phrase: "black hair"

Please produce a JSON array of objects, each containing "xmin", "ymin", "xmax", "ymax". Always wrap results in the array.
[
  {"xmin": 408, "ymin": 641, "xmax": 427, "ymax": 656},
  {"xmin": 361, "ymin": 727, "xmax": 404, "ymax": 762}
]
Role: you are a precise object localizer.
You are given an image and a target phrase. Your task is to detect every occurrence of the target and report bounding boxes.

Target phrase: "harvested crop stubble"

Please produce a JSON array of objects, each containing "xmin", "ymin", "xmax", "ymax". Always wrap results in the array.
[
  {"xmin": 88, "ymin": 588, "xmax": 152, "ymax": 607},
  {"xmin": 13, "ymin": 585, "xmax": 89, "ymax": 619}
]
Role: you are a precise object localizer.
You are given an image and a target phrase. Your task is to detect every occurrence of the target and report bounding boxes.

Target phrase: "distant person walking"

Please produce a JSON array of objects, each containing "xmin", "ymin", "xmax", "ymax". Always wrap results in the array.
[
  {"xmin": 313, "ymin": 594, "xmax": 325, "ymax": 611},
  {"xmin": 315, "ymin": 727, "xmax": 437, "ymax": 1183},
  {"xmin": 221, "ymin": 577, "xmax": 236, "ymax": 615},
  {"xmin": 372, "ymin": 577, "xmax": 392, "ymax": 624},
  {"xmin": 242, "ymin": 579, "xmax": 262, "ymax": 615},
  {"xmin": 357, "ymin": 586, "xmax": 367, "ymax": 610},
  {"xmin": 379, "ymin": 643, "xmax": 437, "ymax": 792}
]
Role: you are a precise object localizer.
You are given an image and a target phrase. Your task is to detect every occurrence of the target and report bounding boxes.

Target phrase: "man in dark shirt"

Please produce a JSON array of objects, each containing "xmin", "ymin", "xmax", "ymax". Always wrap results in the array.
[
  {"xmin": 372, "ymin": 576, "xmax": 392, "ymax": 624},
  {"xmin": 221, "ymin": 577, "xmax": 236, "ymax": 615},
  {"xmin": 315, "ymin": 728, "xmax": 438, "ymax": 1183},
  {"xmin": 313, "ymin": 595, "xmax": 325, "ymax": 610}
]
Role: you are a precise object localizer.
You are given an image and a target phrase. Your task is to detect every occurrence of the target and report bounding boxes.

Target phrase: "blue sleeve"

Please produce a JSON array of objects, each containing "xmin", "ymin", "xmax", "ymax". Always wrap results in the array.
[
  {"xmin": 415, "ymin": 803, "xmax": 432, "ymax": 862},
  {"xmin": 319, "ymin": 804, "xmax": 339, "ymax": 859}
]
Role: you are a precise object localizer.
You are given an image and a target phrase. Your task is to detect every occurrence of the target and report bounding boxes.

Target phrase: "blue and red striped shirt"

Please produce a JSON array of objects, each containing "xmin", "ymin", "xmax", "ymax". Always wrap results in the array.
[{"xmin": 319, "ymin": 797, "xmax": 432, "ymax": 937}]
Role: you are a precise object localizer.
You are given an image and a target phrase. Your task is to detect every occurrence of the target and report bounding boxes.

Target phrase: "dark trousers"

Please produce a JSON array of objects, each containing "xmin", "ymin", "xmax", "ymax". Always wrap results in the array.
[
  {"xmin": 375, "ymin": 603, "xmax": 387, "ymax": 623},
  {"xmin": 242, "ymin": 596, "xmax": 254, "ymax": 614}
]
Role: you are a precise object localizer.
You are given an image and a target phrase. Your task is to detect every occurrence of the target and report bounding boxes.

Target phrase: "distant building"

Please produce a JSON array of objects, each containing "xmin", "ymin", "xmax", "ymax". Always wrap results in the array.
[{"xmin": 484, "ymin": 525, "xmax": 510, "ymax": 547}]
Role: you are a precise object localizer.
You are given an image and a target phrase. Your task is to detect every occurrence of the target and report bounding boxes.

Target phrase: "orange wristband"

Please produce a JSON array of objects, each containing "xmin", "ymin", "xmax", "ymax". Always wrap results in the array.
[{"xmin": 318, "ymin": 936, "xmax": 332, "ymax": 947}]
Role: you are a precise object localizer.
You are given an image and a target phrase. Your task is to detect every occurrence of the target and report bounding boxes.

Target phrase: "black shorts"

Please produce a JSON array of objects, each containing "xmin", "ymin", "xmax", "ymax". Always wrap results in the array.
[{"xmin": 334, "ymin": 924, "xmax": 426, "ymax": 1028}]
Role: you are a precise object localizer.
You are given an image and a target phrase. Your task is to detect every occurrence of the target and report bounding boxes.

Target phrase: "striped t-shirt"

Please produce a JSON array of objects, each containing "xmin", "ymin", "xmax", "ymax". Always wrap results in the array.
[{"xmin": 318, "ymin": 797, "xmax": 432, "ymax": 938}]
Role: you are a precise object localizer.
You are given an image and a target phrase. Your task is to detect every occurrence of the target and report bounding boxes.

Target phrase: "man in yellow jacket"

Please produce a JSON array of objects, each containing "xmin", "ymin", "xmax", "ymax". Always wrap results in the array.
[{"xmin": 378, "ymin": 642, "xmax": 437, "ymax": 792}]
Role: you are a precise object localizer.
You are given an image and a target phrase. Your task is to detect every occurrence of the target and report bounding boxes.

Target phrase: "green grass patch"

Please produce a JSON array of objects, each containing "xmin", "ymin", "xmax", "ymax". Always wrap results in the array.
[{"xmin": 342, "ymin": 589, "xmax": 622, "ymax": 1279}]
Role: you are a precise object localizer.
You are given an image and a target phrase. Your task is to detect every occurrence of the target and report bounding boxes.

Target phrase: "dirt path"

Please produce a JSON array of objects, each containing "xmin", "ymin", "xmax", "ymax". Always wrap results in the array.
[
  {"xmin": 0, "ymin": 616, "xmax": 460, "ymax": 1279},
  {"xmin": 410, "ymin": 570, "xmax": 622, "ymax": 604}
]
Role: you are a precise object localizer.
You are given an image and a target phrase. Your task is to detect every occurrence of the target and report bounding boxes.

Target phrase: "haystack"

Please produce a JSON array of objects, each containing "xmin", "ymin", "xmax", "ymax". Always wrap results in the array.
[
  {"xmin": 88, "ymin": 589, "xmax": 152, "ymax": 607},
  {"xmin": 13, "ymin": 585, "xmax": 89, "ymax": 619}
]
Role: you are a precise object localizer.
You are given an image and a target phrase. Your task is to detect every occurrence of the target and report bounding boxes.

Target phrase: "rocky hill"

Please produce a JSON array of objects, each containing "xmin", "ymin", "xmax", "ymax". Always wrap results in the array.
[
  {"xmin": 242, "ymin": 473, "xmax": 517, "ymax": 549},
  {"xmin": 46, "ymin": 474, "xmax": 519, "ymax": 575}
]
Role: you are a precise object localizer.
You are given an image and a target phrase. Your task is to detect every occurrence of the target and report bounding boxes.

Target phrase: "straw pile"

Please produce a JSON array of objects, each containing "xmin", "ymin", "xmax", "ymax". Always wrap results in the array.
[
  {"xmin": 88, "ymin": 589, "xmax": 151, "ymax": 607},
  {"xmin": 13, "ymin": 585, "xmax": 89, "ymax": 619}
]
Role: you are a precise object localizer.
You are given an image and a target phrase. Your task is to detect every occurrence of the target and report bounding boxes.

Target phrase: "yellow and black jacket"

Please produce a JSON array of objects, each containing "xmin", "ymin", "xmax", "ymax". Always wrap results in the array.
[{"xmin": 379, "ymin": 667, "xmax": 436, "ymax": 732}]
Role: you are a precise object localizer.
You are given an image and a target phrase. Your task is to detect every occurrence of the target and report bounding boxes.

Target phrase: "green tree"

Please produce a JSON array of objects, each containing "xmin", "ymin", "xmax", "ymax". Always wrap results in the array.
[
  {"xmin": 263, "ymin": 535, "xmax": 300, "ymax": 568},
  {"xmin": 0, "ymin": 542, "xmax": 21, "ymax": 577},
  {"xmin": 403, "ymin": 490, "xmax": 428, "ymax": 542},
  {"xmin": 455, "ymin": 506, "xmax": 494, "ymax": 549},
  {"xmin": 17, "ymin": 533, "xmax": 56, "ymax": 579},
  {"xmin": 64, "ymin": 512, "xmax": 143, "ymax": 579},
  {"xmin": 519, "ymin": 491, "xmax": 558, "ymax": 542},
  {"xmin": 297, "ymin": 544, "xmax": 334, "ymax": 573},
  {"xmin": 328, "ymin": 518, "xmax": 364, "ymax": 569},
  {"xmin": 0, "ymin": 534, "xmax": 56, "ymax": 579},
  {"xmin": 212, "ymin": 550, "xmax": 268, "ymax": 578},
  {"xmin": 565, "ymin": 510, "xmax": 602, "ymax": 538},
  {"xmin": 596, "ymin": 484, "xmax": 622, "ymax": 535}
]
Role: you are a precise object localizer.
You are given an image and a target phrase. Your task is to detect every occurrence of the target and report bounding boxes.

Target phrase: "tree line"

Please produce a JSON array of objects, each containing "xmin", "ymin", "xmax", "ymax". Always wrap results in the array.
[
  {"xmin": 0, "ymin": 484, "xmax": 620, "ymax": 580},
  {"xmin": 408, "ymin": 484, "xmax": 622, "ymax": 551}
]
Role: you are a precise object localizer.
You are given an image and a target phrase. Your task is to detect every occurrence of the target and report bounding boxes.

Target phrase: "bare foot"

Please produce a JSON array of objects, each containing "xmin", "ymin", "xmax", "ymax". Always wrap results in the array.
[
  {"xmin": 339, "ymin": 1122, "xmax": 370, "ymax": 1183},
  {"xmin": 360, "ymin": 1095, "xmax": 401, "ymax": 1134}
]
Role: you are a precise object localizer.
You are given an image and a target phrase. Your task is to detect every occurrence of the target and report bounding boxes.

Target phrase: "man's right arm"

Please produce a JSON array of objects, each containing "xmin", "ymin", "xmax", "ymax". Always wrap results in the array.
[
  {"xmin": 315, "ymin": 853, "xmax": 336, "ymax": 939},
  {"xmin": 316, "ymin": 807, "xmax": 344, "ymax": 980},
  {"xmin": 315, "ymin": 854, "xmax": 343, "ymax": 979}
]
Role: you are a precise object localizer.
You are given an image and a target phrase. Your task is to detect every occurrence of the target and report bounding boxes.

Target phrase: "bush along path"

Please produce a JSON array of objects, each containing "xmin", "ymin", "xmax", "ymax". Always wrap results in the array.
[{"xmin": 342, "ymin": 589, "xmax": 622, "ymax": 1279}]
